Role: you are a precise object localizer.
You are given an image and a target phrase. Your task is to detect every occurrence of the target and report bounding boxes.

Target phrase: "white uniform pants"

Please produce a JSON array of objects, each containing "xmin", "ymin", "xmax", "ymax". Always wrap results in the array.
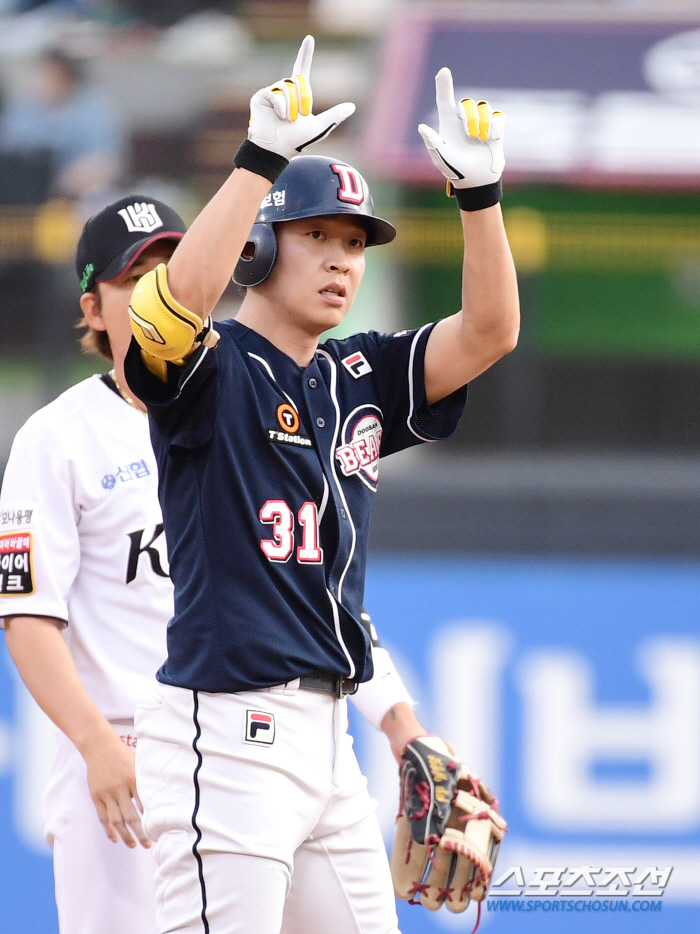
[
  {"xmin": 135, "ymin": 682, "xmax": 400, "ymax": 934},
  {"xmin": 42, "ymin": 726, "xmax": 157, "ymax": 934}
]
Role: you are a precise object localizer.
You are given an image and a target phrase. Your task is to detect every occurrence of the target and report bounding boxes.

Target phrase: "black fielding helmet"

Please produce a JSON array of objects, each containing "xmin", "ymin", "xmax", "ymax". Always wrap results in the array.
[{"xmin": 233, "ymin": 155, "xmax": 396, "ymax": 287}]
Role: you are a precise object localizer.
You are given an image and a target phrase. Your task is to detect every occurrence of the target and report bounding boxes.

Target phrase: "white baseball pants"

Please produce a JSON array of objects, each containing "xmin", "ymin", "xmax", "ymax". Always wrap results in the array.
[
  {"xmin": 135, "ymin": 681, "xmax": 400, "ymax": 934},
  {"xmin": 42, "ymin": 726, "xmax": 157, "ymax": 934}
]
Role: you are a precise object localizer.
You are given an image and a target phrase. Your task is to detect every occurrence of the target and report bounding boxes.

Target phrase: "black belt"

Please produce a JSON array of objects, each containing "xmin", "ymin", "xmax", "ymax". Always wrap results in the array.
[{"xmin": 299, "ymin": 672, "xmax": 358, "ymax": 698}]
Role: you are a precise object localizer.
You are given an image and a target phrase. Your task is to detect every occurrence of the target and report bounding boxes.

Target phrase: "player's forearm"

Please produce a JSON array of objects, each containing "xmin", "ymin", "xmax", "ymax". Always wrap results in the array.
[
  {"xmin": 4, "ymin": 616, "xmax": 114, "ymax": 755},
  {"xmin": 166, "ymin": 167, "xmax": 272, "ymax": 320},
  {"xmin": 459, "ymin": 203, "xmax": 519, "ymax": 359},
  {"xmin": 380, "ymin": 702, "xmax": 428, "ymax": 764},
  {"xmin": 423, "ymin": 205, "xmax": 519, "ymax": 403}
]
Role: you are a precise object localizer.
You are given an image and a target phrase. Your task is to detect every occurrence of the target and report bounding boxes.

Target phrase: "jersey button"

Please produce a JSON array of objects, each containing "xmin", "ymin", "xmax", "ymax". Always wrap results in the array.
[
  {"xmin": 309, "ymin": 378, "xmax": 318, "ymax": 389},
  {"xmin": 341, "ymin": 508, "xmax": 347, "ymax": 519},
  {"xmin": 316, "ymin": 417, "xmax": 325, "ymax": 428}
]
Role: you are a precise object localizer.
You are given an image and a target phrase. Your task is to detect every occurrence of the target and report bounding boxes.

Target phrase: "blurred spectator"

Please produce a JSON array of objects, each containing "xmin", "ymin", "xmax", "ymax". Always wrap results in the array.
[
  {"xmin": 120, "ymin": 1, "xmax": 240, "ymax": 28},
  {"xmin": 4, "ymin": 1, "xmax": 102, "ymax": 13},
  {"xmin": 0, "ymin": 48, "xmax": 124, "ymax": 211},
  {"xmin": 3, "ymin": 1, "xmax": 241, "ymax": 21}
]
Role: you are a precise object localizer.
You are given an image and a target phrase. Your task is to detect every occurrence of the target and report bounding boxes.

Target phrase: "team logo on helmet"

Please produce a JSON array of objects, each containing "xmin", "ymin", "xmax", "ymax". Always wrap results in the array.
[
  {"xmin": 118, "ymin": 202, "xmax": 163, "ymax": 234},
  {"xmin": 331, "ymin": 164, "xmax": 365, "ymax": 205},
  {"xmin": 335, "ymin": 405, "xmax": 382, "ymax": 491}
]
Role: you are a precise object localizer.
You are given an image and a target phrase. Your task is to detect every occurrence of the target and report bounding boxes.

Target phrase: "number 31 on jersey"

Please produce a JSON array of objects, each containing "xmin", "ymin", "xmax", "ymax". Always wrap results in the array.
[{"xmin": 259, "ymin": 500, "xmax": 323, "ymax": 564}]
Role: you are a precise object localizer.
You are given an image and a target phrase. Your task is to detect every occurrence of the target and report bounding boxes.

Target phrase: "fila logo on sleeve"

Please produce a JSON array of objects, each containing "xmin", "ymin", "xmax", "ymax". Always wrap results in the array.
[
  {"xmin": 342, "ymin": 352, "xmax": 372, "ymax": 379},
  {"xmin": 245, "ymin": 710, "xmax": 276, "ymax": 745},
  {"xmin": 118, "ymin": 203, "xmax": 163, "ymax": 234}
]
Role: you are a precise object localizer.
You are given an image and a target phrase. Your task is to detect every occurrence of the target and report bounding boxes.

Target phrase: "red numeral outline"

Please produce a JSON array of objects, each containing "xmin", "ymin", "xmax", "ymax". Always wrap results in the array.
[
  {"xmin": 259, "ymin": 500, "xmax": 294, "ymax": 562},
  {"xmin": 297, "ymin": 502, "xmax": 323, "ymax": 564},
  {"xmin": 259, "ymin": 500, "xmax": 324, "ymax": 565}
]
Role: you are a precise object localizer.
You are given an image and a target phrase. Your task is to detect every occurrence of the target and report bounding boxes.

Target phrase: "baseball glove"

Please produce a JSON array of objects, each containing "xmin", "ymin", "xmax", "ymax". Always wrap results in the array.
[{"xmin": 391, "ymin": 736, "xmax": 506, "ymax": 918}]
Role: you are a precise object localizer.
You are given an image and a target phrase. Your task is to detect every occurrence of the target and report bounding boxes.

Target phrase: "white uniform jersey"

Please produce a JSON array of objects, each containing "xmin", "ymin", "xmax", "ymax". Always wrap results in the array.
[{"xmin": 0, "ymin": 375, "xmax": 171, "ymax": 722}]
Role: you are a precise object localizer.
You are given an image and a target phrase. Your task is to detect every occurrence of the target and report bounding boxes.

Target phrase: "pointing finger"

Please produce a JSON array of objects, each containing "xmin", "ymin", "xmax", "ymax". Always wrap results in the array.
[
  {"xmin": 293, "ymin": 34, "xmax": 314, "ymax": 80},
  {"xmin": 435, "ymin": 67, "xmax": 456, "ymax": 121}
]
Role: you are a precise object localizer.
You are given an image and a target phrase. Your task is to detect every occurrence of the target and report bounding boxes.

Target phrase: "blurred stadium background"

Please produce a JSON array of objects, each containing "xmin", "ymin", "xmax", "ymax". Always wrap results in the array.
[{"xmin": 1, "ymin": 0, "xmax": 700, "ymax": 931}]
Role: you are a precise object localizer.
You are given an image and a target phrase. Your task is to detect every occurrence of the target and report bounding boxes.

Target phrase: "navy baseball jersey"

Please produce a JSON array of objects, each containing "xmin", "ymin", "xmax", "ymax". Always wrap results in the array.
[{"xmin": 124, "ymin": 319, "xmax": 467, "ymax": 693}]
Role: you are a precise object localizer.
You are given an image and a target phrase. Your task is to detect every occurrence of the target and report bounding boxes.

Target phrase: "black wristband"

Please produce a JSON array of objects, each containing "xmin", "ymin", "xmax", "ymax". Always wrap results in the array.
[
  {"xmin": 233, "ymin": 140, "xmax": 289, "ymax": 184},
  {"xmin": 450, "ymin": 178, "xmax": 503, "ymax": 212}
]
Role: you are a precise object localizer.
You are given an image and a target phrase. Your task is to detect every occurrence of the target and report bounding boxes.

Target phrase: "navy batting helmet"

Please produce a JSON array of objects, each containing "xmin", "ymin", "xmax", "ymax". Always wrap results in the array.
[{"xmin": 233, "ymin": 155, "xmax": 396, "ymax": 287}]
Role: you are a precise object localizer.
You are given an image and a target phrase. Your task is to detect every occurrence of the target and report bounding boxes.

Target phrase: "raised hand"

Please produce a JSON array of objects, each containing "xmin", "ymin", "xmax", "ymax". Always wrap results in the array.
[
  {"xmin": 248, "ymin": 35, "xmax": 356, "ymax": 160},
  {"xmin": 418, "ymin": 67, "xmax": 504, "ymax": 191}
]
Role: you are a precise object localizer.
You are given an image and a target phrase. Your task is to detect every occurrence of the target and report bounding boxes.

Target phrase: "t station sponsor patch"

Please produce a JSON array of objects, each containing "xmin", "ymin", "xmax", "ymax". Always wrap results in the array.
[
  {"xmin": 268, "ymin": 403, "xmax": 313, "ymax": 448},
  {"xmin": 0, "ymin": 532, "xmax": 34, "ymax": 595}
]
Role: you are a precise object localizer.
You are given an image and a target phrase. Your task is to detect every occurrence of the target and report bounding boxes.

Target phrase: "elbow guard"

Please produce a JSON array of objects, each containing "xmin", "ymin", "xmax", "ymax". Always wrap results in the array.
[{"xmin": 128, "ymin": 263, "xmax": 219, "ymax": 364}]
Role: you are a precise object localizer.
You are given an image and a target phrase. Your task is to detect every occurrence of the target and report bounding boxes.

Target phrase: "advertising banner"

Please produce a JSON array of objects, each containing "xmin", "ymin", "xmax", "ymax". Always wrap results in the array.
[
  {"xmin": 355, "ymin": 557, "xmax": 700, "ymax": 932},
  {"xmin": 1, "ymin": 556, "xmax": 699, "ymax": 932},
  {"xmin": 366, "ymin": 9, "xmax": 700, "ymax": 186}
]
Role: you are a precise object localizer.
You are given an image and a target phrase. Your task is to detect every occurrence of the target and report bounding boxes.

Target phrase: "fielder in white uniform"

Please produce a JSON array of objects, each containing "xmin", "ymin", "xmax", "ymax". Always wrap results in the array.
[{"xmin": 0, "ymin": 194, "xmax": 421, "ymax": 934}]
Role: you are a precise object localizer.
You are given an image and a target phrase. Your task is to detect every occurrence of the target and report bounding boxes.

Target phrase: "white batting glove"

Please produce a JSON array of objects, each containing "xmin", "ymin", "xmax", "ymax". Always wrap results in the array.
[
  {"xmin": 248, "ymin": 35, "xmax": 356, "ymax": 160},
  {"xmin": 418, "ymin": 67, "xmax": 504, "ymax": 197}
]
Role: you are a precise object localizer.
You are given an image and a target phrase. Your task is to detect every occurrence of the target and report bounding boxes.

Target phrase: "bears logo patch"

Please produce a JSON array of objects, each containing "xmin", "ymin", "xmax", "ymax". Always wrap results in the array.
[
  {"xmin": 0, "ymin": 531, "xmax": 34, "ymax": 595},
  {"xmin": 335, "ymin": 405, "xmax": 382, "ymax": 492}
]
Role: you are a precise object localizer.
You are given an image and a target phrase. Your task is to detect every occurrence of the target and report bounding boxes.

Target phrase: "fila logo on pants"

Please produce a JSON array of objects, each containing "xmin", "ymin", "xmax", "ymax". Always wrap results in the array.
[{"xmin": 245, "ymin": 710, "xmax": 276, "ymax": 745}]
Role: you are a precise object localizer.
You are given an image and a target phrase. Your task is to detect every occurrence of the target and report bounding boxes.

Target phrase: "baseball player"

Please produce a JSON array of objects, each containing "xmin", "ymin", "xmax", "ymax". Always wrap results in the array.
[
  {"xmin": 0, "ymin": 196, "xmax": 185, "ymax": 934},
  {"xmin": 124, "ymin": 36, "xmax": 517, "ymax": 934},
  {"xmin": 0, "ymin": 193, "xmax": 422, "ymax": 934}
]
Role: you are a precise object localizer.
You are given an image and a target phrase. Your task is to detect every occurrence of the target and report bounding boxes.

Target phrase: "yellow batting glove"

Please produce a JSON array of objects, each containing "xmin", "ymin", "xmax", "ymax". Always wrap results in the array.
[
  {"xmin": 460, "ymin": 99, "xmax": 492, "ymax": 141},
  {"xmin": 418, "ymin": 68, "xmax": 505, "ymax": 196},
  {"xmin": 248, "ymin": 35, "xmax": 355, "ymax": 159}
]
